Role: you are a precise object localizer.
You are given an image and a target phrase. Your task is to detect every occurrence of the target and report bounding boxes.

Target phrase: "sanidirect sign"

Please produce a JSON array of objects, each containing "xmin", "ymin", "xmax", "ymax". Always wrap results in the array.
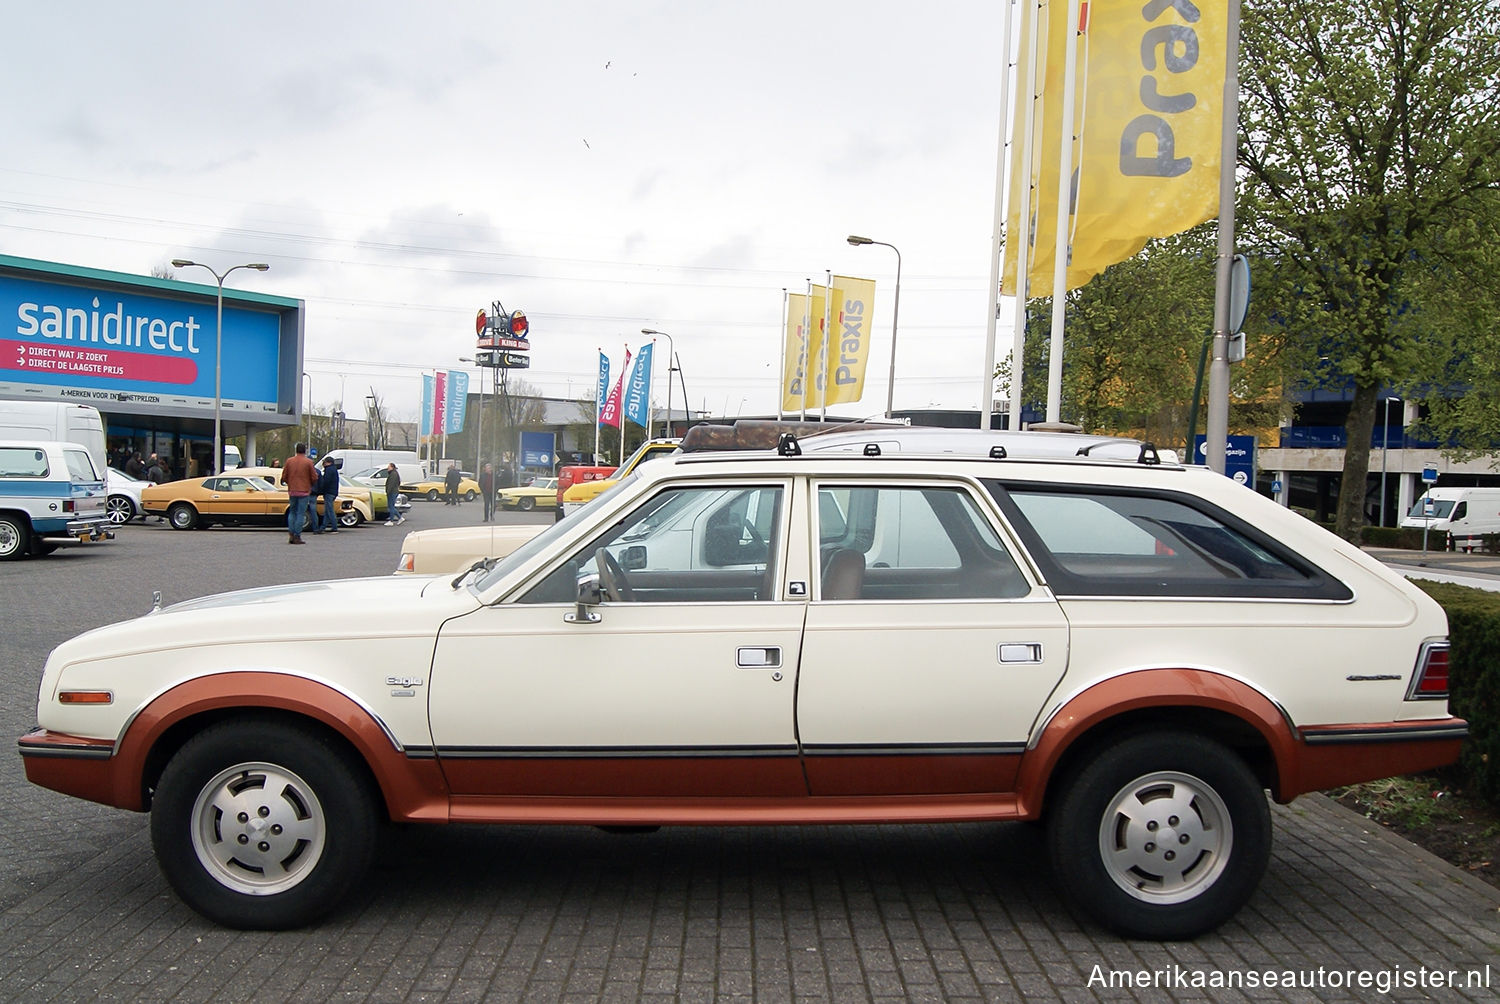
[{"xmin": 0, "ymin": 258, "xmax": 299, "ymax": 422}]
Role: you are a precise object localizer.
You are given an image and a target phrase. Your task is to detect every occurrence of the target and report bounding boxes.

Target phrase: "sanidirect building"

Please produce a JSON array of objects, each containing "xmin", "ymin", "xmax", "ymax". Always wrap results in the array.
[{"xmin": 0, "ymin": 254, "xmax": 304, "ymax": 476}]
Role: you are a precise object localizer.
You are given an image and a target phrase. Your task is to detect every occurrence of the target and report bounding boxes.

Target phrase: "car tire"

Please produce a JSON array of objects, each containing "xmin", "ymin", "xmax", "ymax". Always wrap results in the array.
[
  {"xmin": 464, "ymin": 489, "xmax": 477, "ymax": 502},
  {"xmin": 106, "ymin": 495, "xmax": 136, "ymax": 525},
  {"xmin": 168, "ymin": 503, "xmax": 199, "ymax": 531},
  {"xmin": 149, "ymin": 718, "xmax": 379, "ymax": 930},
  {"xmin": 426, "ymin": 489, "xmax": 439, "ymax": 502},
  {"xmin": 519, "ymin": 497, "xmax": 535, "ymax": 511},
  {"xmin": 0, "ymin": 514, "xmax": 30, "ymax": 561},
  {"xmin": 1045, "ymin": 731, "xmax": 1270, "ymax": 940},
  {"xmin": 339, "ymin": 509, "xmax": 360, "ymax": 528}
]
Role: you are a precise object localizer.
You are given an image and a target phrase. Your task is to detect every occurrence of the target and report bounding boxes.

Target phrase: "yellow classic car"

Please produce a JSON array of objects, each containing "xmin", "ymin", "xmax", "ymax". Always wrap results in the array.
[
  {"xmin": 235, "ymin": 465, "xmax": 374, "ymax": 527},
  {"xmin": 404, "ymin": 473, "xmax": 481, "ymax": 502},
  {"xmin": 498, "ymin": 477, "xmax": 559, "ymax": 511},
  {"xmin": 140, "ymin": 475, "xmax": 354, "ymax": 531}
]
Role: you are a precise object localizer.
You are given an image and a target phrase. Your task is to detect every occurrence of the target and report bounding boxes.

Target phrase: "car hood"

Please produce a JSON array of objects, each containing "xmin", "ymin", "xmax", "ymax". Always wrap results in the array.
[{"xmin": 50, "ymin": 574, "xmax": 480, "ymax": 666}]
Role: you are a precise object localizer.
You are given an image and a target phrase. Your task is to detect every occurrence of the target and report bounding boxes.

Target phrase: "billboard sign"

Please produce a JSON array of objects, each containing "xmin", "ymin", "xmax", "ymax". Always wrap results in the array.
[
  {"xmin": 519, "ymin": 430, "xmax": 555, "ymax": 468},
  {"xmin": 0, "ymin": 255, "xmax": 303, "ymax": 425}
]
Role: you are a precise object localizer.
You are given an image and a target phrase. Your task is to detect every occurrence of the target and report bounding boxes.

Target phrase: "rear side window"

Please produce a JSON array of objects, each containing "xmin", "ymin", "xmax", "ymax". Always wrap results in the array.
[
  {"xmin": 0, "ymin": 447, "xmax": 48, "ymax": 477},
  {"xmin": 989, "ymin": 483, "xmax": 1351, "ymax": 600},
  {"xmin": 63, "ymin": 449, "xmax": 98, "ymax": 482}
]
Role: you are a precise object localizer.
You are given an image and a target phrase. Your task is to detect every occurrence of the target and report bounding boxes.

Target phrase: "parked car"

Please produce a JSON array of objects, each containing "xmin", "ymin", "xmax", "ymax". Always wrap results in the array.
[
  {"xmin": 105, "ymin": 468, "xmax": 150, "ymax": 525},
  {"xmin": 22, "ymin": 431, "xmax": 1464, "ymax": 938},
  {"xmin": 404, "ymin": 473, "xmax": 481, "ymax": 502},
  {"xmin": 558, "ymin": 439, "xmax": 678, "ymax": 517},
  {"xmin": 498, "ymin": 477, "xmax": 559, "ymax": 511},
  {"xmin": 0, "ymin": 439, "xmax": 111, "ymax": 558},
  {"xmin": 395, "ymin": 522, "xmax": 547, "ymax": 573},
  {"xmin": 234, "ymin": 465, "xmax": 374, "ymax": 528},
  {"xmin": 139, "ymin": 474, "xmax": 354, "ymax": 530}
]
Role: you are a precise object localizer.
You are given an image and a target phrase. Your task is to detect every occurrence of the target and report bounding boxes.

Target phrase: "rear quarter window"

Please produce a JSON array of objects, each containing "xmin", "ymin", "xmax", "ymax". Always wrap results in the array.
[
  {"xmin": 0, "ymin": 447, "xmax": 49, "ymax": 478},
  {"xmin": 986, "ymin": 481, "xmax": 1351, "ymax": 600}
]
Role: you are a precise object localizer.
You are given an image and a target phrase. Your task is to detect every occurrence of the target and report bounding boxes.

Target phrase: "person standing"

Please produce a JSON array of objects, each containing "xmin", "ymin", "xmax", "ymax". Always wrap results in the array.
[
  {"xmin": 315, "ymin": 456, "xmax": 341, "ymax": 534},
  {"xmin": 146, "ymin": 453, "xmax": 167, "ymax": 484},
  {"xmin": 279, "ymin": 443, "xmax": 318, "ymax": 544},
  {"xmin": 444, "ymin": 461, "xmax": 461, "ymax": 506},
  {"xmin": 125, "ymin": 451, "xmax": 146, "ymax": 479},
  {"xmin": 383, "ymin": 463, "xmax": 407, "ymax": 525},
  {"xmin": 478, "ymin": 462, "xmax": 496, "ymax": 522}
]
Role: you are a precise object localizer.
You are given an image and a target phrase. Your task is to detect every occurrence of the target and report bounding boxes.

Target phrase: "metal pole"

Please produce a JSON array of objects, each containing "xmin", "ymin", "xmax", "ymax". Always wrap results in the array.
[
  {"xmin": 1205, "ymin": 0, "xmax": 1243, "ymax": 474},
  {"xmin": 1044, "ymin": 0, "xmax": 1084, "ymax": 424},
  {"xmin": 982, "ymin": 0, "xmax": 1018, "ymax": 429},
  {"xmin": 885, "ymin": 249, "xmax": 902, "ymax": 420}
]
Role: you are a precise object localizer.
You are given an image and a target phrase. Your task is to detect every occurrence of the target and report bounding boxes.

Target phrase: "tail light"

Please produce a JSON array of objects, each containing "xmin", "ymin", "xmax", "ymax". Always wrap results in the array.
[{"xmin": 1406, "ymin": 641, "xmax": 1450, "ymax": 700}]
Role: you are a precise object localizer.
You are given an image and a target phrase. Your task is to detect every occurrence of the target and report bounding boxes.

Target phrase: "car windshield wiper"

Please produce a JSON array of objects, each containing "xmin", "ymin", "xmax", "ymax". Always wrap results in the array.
[{"xmin": 451, "ymin": 557, "xmax": 498, "ymax": 589}]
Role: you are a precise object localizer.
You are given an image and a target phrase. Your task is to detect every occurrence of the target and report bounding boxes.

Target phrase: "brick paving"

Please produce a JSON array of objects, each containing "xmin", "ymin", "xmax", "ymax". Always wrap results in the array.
[{"xmin": 1, "ymin": 507, "xmax": 1496, "ymax": 1001}]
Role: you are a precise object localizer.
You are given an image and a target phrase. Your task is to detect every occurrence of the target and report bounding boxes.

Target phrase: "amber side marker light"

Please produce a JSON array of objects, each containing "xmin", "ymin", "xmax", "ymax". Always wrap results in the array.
[{"xmin": 59, "ymin": 691, "xmax": 113, "ymax": 705}]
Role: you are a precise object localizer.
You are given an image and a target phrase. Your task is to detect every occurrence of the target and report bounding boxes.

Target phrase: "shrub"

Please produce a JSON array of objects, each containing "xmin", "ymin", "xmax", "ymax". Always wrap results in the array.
[
  {"xmin": 1359, "ymin": 526, "xmax": 1430, "ymax": 549},
  {"xmin": 1412, "ymin": 580, "xmax": 1500, "ymax": 805}
]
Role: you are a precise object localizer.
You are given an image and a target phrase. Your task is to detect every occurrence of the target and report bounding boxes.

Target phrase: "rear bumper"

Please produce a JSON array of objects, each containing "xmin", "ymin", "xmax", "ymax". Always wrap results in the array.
[
  {"xmin": 1282, "ymin": 718, "xmax": 1468, "ymax": 799},
  {"xmin": 61, "ymin": 519, "xmax": 113, "ymax": 541}
]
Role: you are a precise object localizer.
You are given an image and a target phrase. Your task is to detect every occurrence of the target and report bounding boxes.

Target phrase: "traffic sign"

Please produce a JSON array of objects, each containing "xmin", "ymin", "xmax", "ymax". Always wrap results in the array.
[{"xmin": 1422, "ymin": 466, "xmax": 1438, "ymax": 484}]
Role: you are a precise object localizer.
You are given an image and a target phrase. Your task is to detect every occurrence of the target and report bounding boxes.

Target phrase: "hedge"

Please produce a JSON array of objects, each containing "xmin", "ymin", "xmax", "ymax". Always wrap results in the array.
[{"xmin": 1412, "ymin": 580, "xmax": 1500, "ymax": 803}]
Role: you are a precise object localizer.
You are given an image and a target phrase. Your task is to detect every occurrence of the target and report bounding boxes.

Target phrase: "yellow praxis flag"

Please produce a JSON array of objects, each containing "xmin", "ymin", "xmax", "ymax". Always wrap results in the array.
[
  {"xmin": 1003, "ymin": 0, "xmax": 1226, "ymax": 295},
  {"xmin": 780, "ymin": 288, "xmax": 828, "ymax": 411},
  {"xmin": 819, "ymin": 276, "xmax": 877, "ymax": 406}
]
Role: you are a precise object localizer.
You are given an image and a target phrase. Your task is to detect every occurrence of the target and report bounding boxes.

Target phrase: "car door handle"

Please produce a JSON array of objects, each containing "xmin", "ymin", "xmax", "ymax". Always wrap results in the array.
[
  {"xmin": 997, "ymin": 643, "xmax": 1043, "ymax": 664},
  {"xmin": 737, "ymin": 647, "xmax": 781, "ymax": 669}
]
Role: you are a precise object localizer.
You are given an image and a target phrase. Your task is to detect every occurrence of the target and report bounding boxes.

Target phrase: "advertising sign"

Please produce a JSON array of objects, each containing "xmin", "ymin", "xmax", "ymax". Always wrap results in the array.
[
  {"xmin": 0, "ymin": 255, "xmax": 302, "ymax": 424},
  {"xmin": 1194, "ymin": 434, "xmax": 1257, "ymax": 486},
  {"xmin": 519, "ymin": 431, "xmax": 555, "ymax": 469}
]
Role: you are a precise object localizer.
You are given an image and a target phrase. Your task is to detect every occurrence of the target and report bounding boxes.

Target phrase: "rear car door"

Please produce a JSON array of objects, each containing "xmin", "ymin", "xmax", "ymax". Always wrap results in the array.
[{"xmin": 795, "ymin": 479, "xmax": 1070, "ymax": 796}]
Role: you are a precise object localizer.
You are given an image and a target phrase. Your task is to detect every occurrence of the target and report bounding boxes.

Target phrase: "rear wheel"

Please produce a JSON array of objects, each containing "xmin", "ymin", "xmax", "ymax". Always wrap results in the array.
[
  {"xmin": 106, "ymin": 495, "xmax": 136, "ymax": 524},
  {"xmin": 150, "ymin": 719, "xmax": 379, "ymax": 929},
  {"xmin": 464, "ymin": 489, "xmax": 477, "ymax": 502},
  {"xmin": 168, "ymin": 503, "xmax": 199, "ymax": 531},
  {"xmin": 519, "ymin": 496, "xmax": 535, "ymax": 511},
  {"xmin": 0, "ymin": 515, "xmax": 30, "ymax": 560},
  {"xmin": 426, "ymin": 489, "xmax": 439, "ymax": 502},
  {"xmin": 1046, "ymin": 732, "xmax": 1270, "ymax": 940}
]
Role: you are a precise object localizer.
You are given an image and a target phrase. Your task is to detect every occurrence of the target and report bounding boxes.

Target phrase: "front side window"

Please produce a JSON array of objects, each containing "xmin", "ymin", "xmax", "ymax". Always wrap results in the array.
[
  {"xmin": 518, "ymin": 483, "xmax": 785, "ymax": 604},
  {"xmin": 991, "ymin": 483, "xmax": 1351, "ymax": 600},
  {"xmin": 815, "ymin": 484, "xmax": 1029, "ymax": 600}
]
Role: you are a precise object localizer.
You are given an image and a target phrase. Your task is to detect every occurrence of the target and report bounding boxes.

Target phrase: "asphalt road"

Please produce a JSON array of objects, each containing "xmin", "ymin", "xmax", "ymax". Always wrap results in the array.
[{"xmin": 2, "ymin": 502, "xmax": 1498, "ymax": 1002}]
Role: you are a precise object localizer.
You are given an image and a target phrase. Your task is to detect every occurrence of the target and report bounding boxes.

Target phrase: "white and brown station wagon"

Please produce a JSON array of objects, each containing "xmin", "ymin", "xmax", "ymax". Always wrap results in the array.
[{"xmin": 19, "ymin": 428, "xmax": 1464, "ymax": 938}]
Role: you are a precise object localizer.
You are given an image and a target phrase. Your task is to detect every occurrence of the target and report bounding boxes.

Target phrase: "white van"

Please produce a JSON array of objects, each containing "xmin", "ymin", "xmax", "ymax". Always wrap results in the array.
[
  {"xmin": 321, "ymin": 449, "xmax": 424, "ymax": 477},
  {"xmin": 1401, "ymin": 487, "xmax": 1500, "ymax": 549},
  {"xmin": 0, "ymin": 401, "xmax": 107, "ymax": 475}
]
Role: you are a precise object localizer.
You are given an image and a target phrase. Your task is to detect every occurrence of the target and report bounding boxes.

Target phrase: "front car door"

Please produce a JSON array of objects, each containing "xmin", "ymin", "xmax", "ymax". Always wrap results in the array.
[{"xmin": 428, "ymin": 479, "xmax": 808, "ymax": 799}]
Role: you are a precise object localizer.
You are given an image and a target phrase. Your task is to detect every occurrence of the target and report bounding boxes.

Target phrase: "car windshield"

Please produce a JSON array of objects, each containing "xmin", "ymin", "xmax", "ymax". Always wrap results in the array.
[
  {"xmin": 1409, "ymin": 498, "xmax": 1454, "ymax": 519},
  {"xmin": 350, "ymin": 467, "xmax": 382, "ymax": 480},
  {"xmin": 247, "ymin": 476, "xmax": 278, "ymax": 491}
]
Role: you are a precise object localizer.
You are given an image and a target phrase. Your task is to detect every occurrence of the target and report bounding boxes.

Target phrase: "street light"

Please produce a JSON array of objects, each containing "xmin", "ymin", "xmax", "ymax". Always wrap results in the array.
[
  {"xmin": 1380, "ymin": 395, "xmax": 1401, "ymax": 527},
  {"xmin": 641, "ymin": 328, "xmax": 675, "ymax": 438},
  {"xmin": 171, "ymin": 259, "xmax": 269, "ymax": 474},
  {"xmin": 846, "ymin": 235, "xmax": 902, "ymax": 419}
]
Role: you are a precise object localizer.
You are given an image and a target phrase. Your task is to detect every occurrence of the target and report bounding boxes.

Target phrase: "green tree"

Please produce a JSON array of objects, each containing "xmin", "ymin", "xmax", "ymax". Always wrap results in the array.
[{"xmin": 1237, "ymin": 0, "xmax": 1500, "ymax": 540}]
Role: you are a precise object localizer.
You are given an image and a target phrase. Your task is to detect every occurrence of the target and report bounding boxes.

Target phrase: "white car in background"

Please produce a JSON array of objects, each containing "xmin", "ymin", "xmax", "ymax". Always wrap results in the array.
[{"xmin": 105, "ymin": 468, "xmax": 150, "ymax": 525}]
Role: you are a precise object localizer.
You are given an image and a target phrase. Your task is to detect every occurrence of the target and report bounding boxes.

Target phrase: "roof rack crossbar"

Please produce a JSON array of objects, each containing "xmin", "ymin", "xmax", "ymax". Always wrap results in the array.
[{"xmin": 776, "ymin": 433, "xmax": 802, "ymax": 456}]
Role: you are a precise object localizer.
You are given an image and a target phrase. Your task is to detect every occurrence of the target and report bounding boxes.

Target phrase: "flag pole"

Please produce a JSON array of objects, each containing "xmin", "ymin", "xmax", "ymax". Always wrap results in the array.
[
  {"xmin": 1008, "ymin": 0, "xmax": 1043, "ymax": 431},
  {"xmin": 1045, "ymin": 0, "xmax": 1084, "ymax": 423},
  {"xmin": 593, "ymin": 348, "xmax": 602, "ymax": 465},
  {"xmin": 800, "ymin": 278, "xmax": 812, "ymax": 421},
  {"xmin": 983, "ymin": 0, "xmax": 1018, "ymax": 430},
  {"xmin": 1206, "ymin": 0, "xmax": 1243, "ymax": 475},
  {"xmin": 778, "ymin": 288, "xmax": 788, "ymax": 420},
  {"xmin": 821, "ymin": 269, "xmax": 833, "ymax": 421}
]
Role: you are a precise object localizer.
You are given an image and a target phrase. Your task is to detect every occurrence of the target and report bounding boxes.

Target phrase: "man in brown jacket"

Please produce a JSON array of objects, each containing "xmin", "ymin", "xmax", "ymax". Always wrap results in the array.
[{"xmin": 279, "ymin": 443, "xmax": 318, "ymax": 544}]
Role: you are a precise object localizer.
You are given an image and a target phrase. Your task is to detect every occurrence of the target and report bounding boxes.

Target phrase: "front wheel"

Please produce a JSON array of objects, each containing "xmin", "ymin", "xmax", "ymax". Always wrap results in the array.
[
  {"xmin": 464, "ymin": 489, "xmax": 477, "ymax": 502},
  {"xmin": 518, "ymin": 496, "xmax": 535, "ymax": 511},
  {"xmin": 339, "ymin": 508, "xmax": 360, "ymax": 528},
  {"xmin": 1046, "ymin": 732, "xmax": 1270, "ymax": 940},
  {"xmin": 168, "ymin": 503, "xmax": 199, "ymax": 531},
  {"xmin": 150, "ymin": 719, "xmax": 379, "ymax": 929},
  {"xmin": 426, "ymin": 489, "xmax": 439, "ymax": 502}
]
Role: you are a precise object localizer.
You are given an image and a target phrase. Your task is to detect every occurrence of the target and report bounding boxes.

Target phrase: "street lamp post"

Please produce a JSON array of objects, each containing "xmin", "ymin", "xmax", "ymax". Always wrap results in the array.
[
  {"xmin": 846, "ymin": 236, "xmax": 901, "ymax": 419},
  {"xmin": 171, "ymin": 259, "xmax": 269, "ymax": 474},
  {"xmin": 641, "ymin": 328, "xmax": 675, "ymax": 438},
  {"xmin": 1380, "ymin": 395, "xmax": 1401, "ymax": 527}
]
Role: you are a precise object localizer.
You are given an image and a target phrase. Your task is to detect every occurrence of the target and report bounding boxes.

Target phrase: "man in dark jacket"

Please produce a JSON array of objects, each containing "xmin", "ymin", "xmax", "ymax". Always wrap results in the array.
[
  {"xmin": 478, "ymin": 462, "xmax": 496, "ymax": 522},
  {"xmin": 315, "ymin": 456, "xmax": 341, "ymax": 533},
  {"xmin": 443, "ymin": 461, "xmax": 462, "ymax": 506},
  {"xmin": 383, "ymin": 463, "xmax": 406, "ymax": 525}
]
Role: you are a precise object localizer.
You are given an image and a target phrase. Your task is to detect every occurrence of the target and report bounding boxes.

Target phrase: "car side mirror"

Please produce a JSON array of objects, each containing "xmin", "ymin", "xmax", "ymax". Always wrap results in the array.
[
  {"xmin": 566, "ymin": 574, "xmax": 603, "ymax": 624},
  {"xmin": 621, "ymin": 544, "xmax": 647, "ymax": 571}
]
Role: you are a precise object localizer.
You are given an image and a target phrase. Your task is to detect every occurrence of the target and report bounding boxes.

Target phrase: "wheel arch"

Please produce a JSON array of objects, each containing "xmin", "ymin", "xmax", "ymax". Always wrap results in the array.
[
  {"xmin": 1018, "ymin": 669, "xmax": 1299, "ymax": 818},
  {"xmin": 119, "ymin": 671, "xmax": 449, "ymax": 822}
]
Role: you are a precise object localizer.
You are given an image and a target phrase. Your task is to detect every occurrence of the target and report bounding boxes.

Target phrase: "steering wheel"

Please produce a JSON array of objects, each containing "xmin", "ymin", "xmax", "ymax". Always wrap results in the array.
[
  {"xmin": 742, "ymin": 519, "xmax": 766, "ymax": 547},
  {"xmin": 595, "ymin": 547, "xmax": 635, "ymax": 602}
]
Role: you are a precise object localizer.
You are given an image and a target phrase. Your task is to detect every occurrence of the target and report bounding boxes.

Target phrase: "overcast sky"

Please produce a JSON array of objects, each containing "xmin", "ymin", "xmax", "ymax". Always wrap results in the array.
[{"xmin": 1, "ymin": 1, "xmax": 1014, "ymax": 424}]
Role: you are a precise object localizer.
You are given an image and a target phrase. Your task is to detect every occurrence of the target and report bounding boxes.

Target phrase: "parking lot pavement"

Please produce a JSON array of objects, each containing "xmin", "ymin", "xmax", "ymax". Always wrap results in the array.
[{"xmin": 2, "ymin": 507, "xmax": 1497, "ymax": 1001}]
